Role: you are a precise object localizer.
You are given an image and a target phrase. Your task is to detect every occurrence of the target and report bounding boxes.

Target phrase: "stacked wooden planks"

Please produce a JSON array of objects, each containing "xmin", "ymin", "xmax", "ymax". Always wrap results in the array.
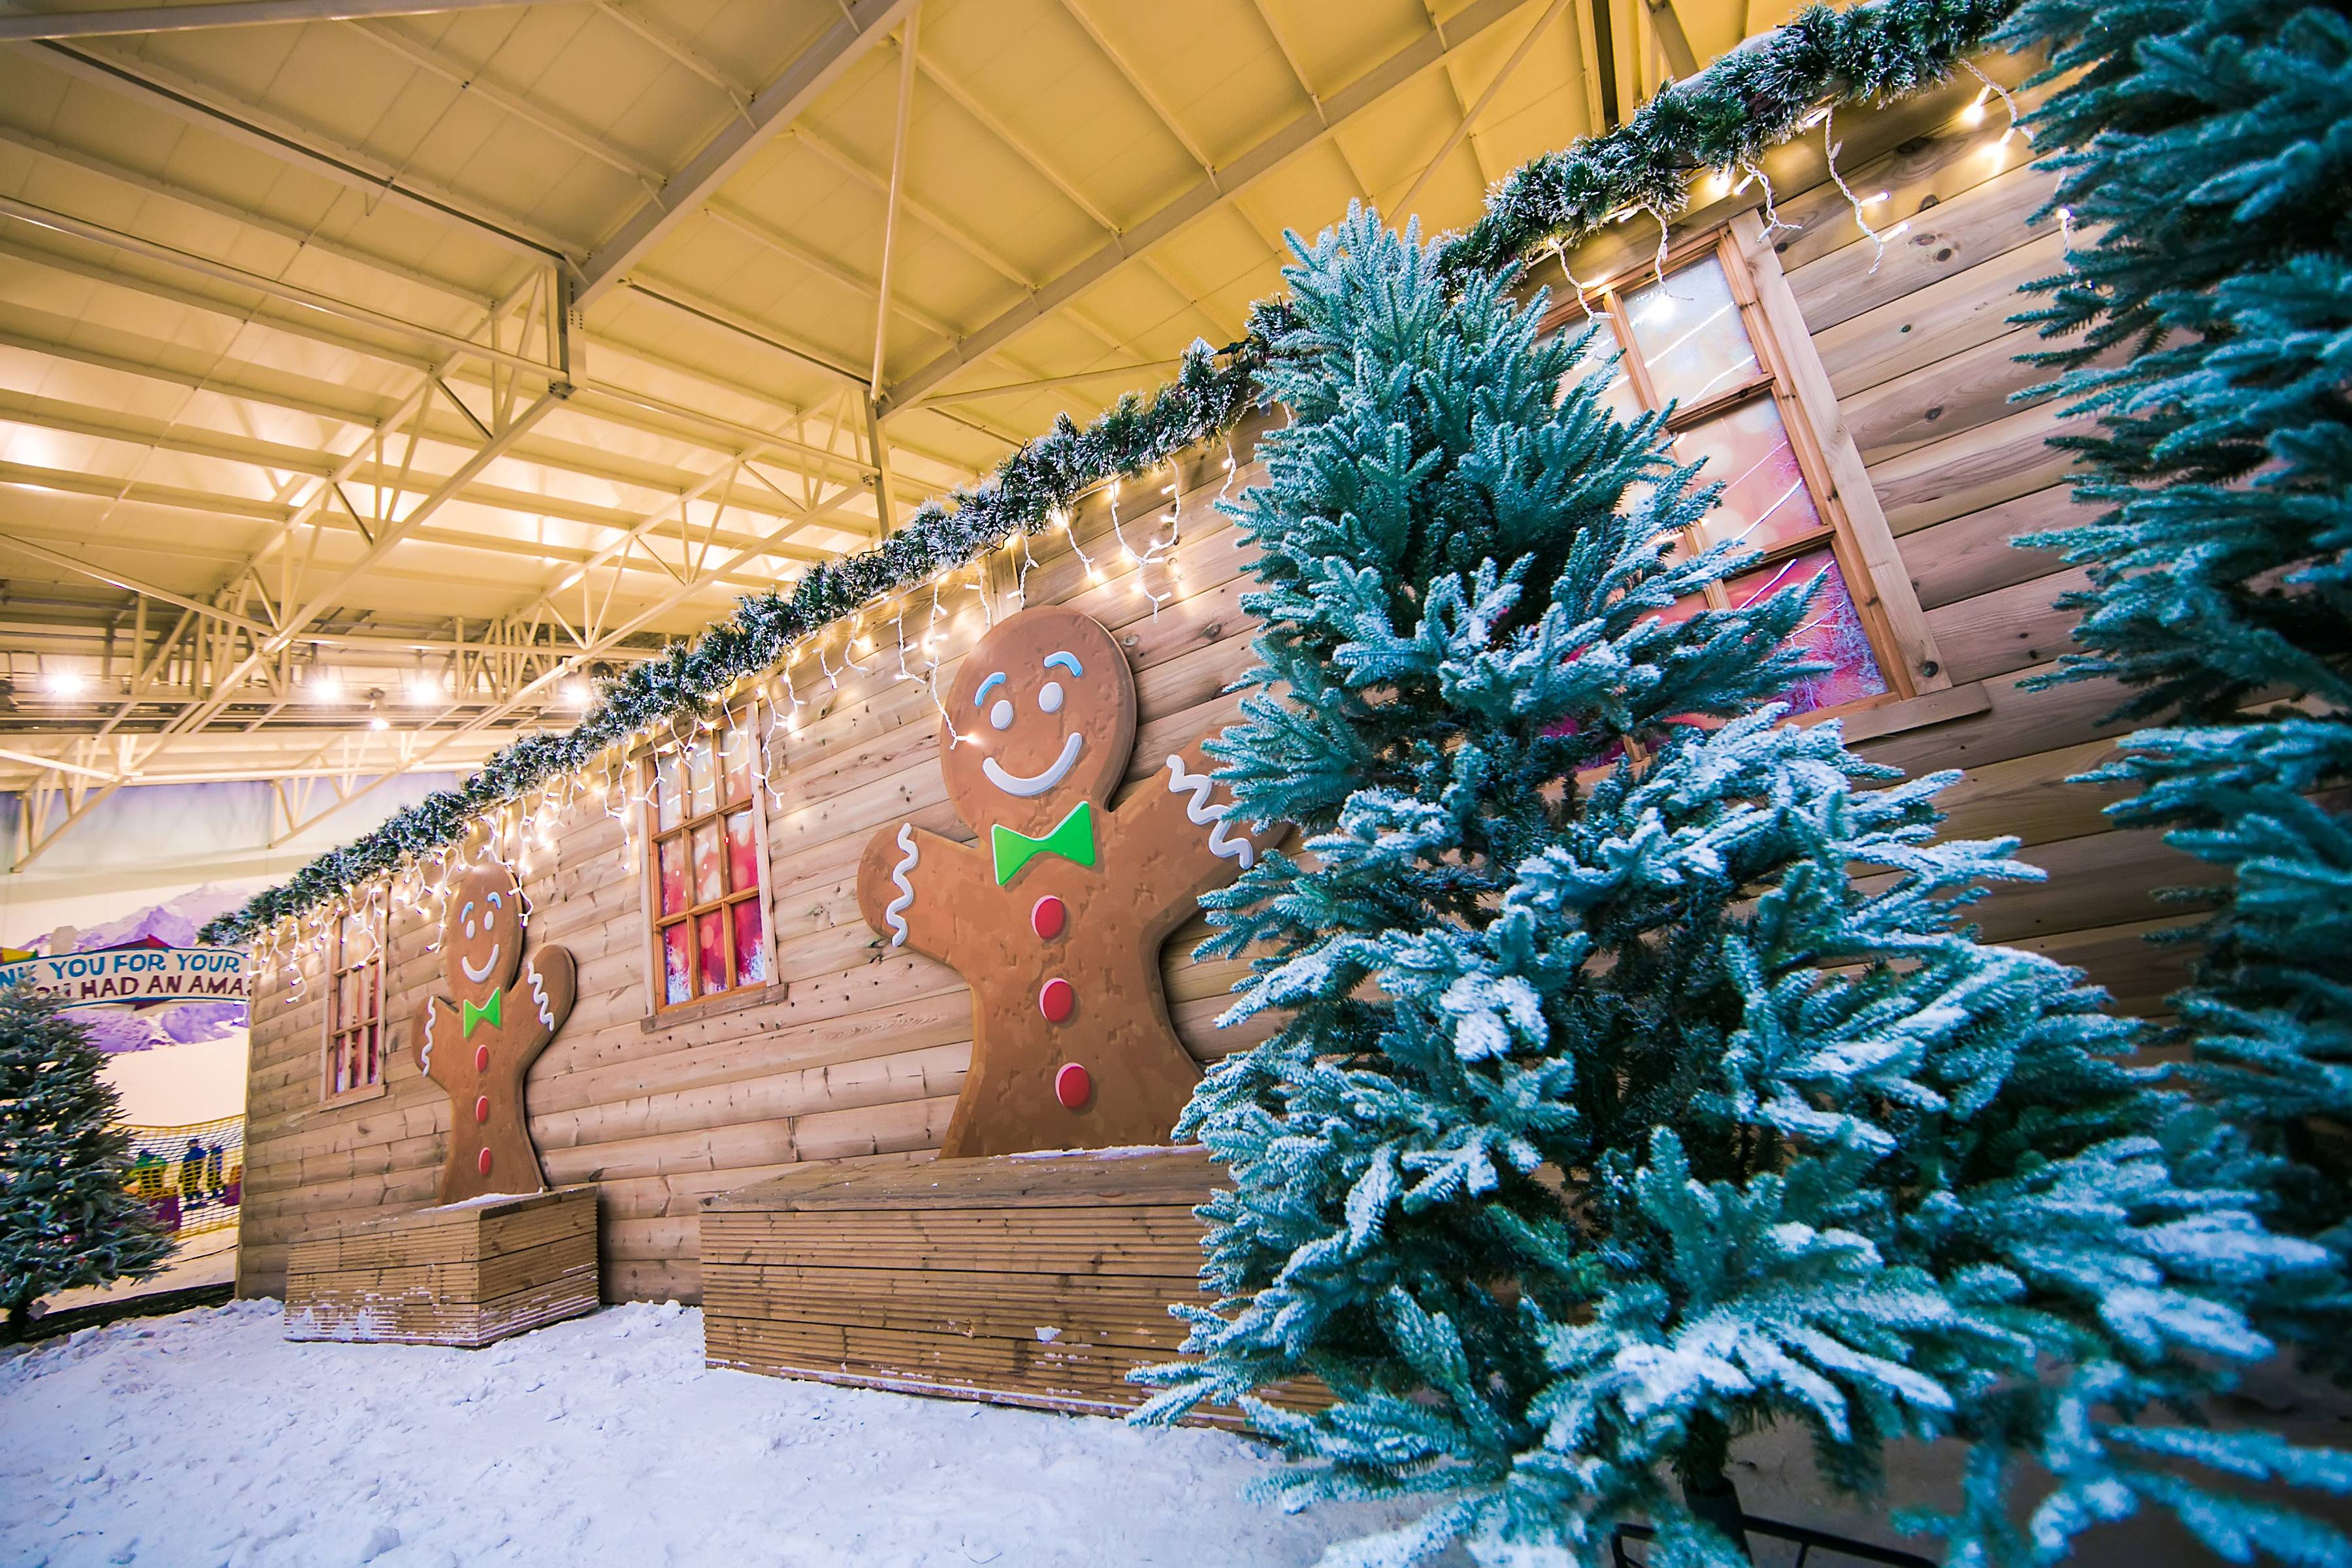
[
  {"xmin": 702, "ymin": 1147, "xmax": 1276, "ymax": 1421},
  {"xmin": 284, "ymin": 1185, "xmax": 599, "ymax": 1348}
]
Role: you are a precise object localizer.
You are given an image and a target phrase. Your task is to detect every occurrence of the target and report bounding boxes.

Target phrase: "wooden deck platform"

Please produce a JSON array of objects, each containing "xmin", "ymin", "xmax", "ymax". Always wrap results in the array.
[
  {"xmin": 284, "ymin": 1185, "xmax": 600, "ymax": 1348},
  {"xmin": 700, "ymin": 1146, "xmax": 1279, "ymax": 1420}
]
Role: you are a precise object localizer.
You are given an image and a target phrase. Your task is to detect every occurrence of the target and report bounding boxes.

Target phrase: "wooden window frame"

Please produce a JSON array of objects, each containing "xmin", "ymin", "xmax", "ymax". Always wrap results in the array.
[
  {"xmin": 1545, "ymin": 214, "xmax": 1952, "ymax": 712},
  {"xmin": 320, "ymin": 899, "xmax": 387, "ymax": 1104},
  {"xmin": 640, "ymin": 706, "xmax": 780, "ymax": 1017}
]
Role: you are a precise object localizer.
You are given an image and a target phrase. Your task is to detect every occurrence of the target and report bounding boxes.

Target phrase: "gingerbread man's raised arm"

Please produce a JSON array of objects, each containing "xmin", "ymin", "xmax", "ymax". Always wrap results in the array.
[
  {"xmin": 1113, "ymin": 737, "xmax": 1265, "ymax": 941},
  {"xmin": 855, "ymin": 824, "xmax": 993, "ymax": 972}
]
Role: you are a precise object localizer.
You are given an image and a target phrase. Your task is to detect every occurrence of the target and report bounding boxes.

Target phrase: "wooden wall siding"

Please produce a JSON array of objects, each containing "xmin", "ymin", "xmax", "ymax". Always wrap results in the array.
[
  {"xmin": 1774, "ymin": 67, "xmax": 2198, "ymax": 1027},
  {"xmin": 239, "ymin": 431, "xmax": 1282, "ymax": 1305},
  {"xmin": 240, "ymin": 52, "xmax": 2195, "ymax": 1308}
]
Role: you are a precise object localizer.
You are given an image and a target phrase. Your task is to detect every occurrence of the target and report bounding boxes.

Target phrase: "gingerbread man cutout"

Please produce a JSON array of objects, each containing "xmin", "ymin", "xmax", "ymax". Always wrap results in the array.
[
  {"xmin": 857, "ymin": 605, "xmax": 1262, "ymax": 1159},
  {"xmin": 415, "ymin": 861, "xmax": 578, "ymax": 1203}
]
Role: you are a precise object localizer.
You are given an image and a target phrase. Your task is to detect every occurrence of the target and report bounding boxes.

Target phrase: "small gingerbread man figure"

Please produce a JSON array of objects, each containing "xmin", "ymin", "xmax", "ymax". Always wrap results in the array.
[
  {"xmin": 857, "ymin": 605, "xmax": 1262, "ymax": 1159},
  {"xmin": 415, "ymin": 860, "xmax": 578, "ymax": 1203}
]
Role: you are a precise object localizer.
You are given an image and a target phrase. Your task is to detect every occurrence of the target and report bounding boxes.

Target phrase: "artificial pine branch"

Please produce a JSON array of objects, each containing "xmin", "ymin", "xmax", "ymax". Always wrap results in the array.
[
  {"xmin": 2000, "ymin": 0, "xmax": 2352, "ymax": 1338},
  {"xmin": 1129, "ymin": 206, "xmax": 2352, "ymax": 1568}
]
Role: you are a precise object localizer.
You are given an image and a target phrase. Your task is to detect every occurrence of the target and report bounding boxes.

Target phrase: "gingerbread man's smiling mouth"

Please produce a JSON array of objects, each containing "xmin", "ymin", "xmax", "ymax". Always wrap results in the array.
[
  {"xmin": 459, "ymin": 945, "xmax": 502, "ymax": 984},
  {"xmin": 982, "ymin": 731, "xmax": 1084, "ymax": 798}
]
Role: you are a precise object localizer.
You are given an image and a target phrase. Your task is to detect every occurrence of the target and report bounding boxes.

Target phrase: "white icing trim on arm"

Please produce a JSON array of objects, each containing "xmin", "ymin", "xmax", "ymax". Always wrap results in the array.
[
  {"xmin": 528, "ymin": 965, "xmax": 557, "ymax": 1031},
  {"xmin": 1164, "ymin": 755, "xmax": 1255, "ymax": 870},
  {"xmin": 884, "ymin": 823, "xmax": 921, "ymax": 946},
  {"xmin": 421, "ymin": 996, "xmax": 438, "ymax": 1074}
]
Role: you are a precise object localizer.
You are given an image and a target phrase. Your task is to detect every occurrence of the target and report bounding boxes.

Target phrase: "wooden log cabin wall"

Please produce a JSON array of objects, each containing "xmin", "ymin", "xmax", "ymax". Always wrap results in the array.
[{"xmin": 236, "ymin": 49, "xmax": 2174, "ymax": 1309}]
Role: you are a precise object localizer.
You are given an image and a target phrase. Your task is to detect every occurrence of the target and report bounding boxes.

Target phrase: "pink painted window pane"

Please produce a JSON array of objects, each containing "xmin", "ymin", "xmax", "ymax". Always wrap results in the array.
[
  {"xmin": 362, "ymin": 1024, "xmax": 378, "ymax": 1086},
  {"xmin": 692, "ymin": 823, "xmax": 724, "ymax": 904},
  {"xmin": 1567, "ymin": 348, "xmax": 1648, "ymax": 425},
  {"xmin": 721, "ymin": 723, "xmax": 754, "ymax": 805},
  {"xmin": 732, "ymin": 900, "xmax": 768, "ymax": 988},
  {"xmin": 1725, "ymin": 549, "xmax": 1890, "ymax": 715},
  {"xmin": 330, "ymin": 1036, "xmax": 348, "ymax": 1094},
  {"xmin": 725, "ymin": 811, "xmax": 759, "ymax": 896},
  {"xmin": 687, "ymin": 738, "xmax": 717, "ymax": 817},
  {"xmin": 1654, "ymin": 593, "xmax": 1705, "ymax": 627},
  {"xmin": 661, "ymin": 924, "xmax": 691, "ymax": 1005},
  {"xmin": 1671, "ymin": 397, "xmax": 1824, "ymax": 555},
  {"xmin": 696, "ymin": 911, "xmax": 727, "ymax": 996},
  {"xmin": 1620, "ymin": 259, "xmax": 1760, "ymax": 408},
  {"xmin": 655, "ymin": 754, "xmax": 683, "ymax": 832},
  {"xmin": 657, "ymin": 837, "xmax": 687, "ymax": 917}
]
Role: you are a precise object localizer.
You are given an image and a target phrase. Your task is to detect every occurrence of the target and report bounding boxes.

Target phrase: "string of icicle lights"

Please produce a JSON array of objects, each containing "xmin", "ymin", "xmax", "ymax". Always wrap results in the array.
[
  {"xmin": 244, "ymin": 446, "xmax": 1237, "ymax": 993},
  {"xmin": 208, "ymin": 0, "xmax": 2028, "ymax": 956}
]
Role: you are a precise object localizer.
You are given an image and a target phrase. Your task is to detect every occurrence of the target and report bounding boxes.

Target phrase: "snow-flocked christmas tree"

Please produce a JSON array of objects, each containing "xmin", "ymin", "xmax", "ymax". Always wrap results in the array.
[
  {"xmin": 0, "ymin": 985, "xmax": 172, "ymax": 1339},
  {"xmin": 2002, "ymin": 0, "xmax": 2352, "ymax": 1300},
  {"xmin": 1132, "ymin": 208, "xmax": 2352, "ymax": 1567}
]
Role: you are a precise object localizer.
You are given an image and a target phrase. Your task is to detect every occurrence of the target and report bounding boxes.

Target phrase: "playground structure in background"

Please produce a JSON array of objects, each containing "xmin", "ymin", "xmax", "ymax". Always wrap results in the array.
[{"xmin": 124, "ymin": 1115, "xmax": 244, "ymax": 1240}]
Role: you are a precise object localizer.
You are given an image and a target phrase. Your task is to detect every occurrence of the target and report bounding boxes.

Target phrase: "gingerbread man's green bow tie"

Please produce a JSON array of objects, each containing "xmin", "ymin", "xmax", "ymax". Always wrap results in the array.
[
  {"xmin": 462, "ymin": 988, "xmax": 502, "ymax": 1037},
  {"xmin": 991, "ymin": 801, "xmax": 1096, "ymax": 885}
]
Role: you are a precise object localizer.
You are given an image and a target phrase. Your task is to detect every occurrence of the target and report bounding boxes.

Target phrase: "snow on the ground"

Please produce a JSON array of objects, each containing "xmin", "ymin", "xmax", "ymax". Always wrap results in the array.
[
  {"xmin": 0, "ymin": 1299, "xmax": 1420, "ymax": 1568},
  {"xmin": 39, "ymin": 1234, "xmax": 237, "ymax": 1316}
]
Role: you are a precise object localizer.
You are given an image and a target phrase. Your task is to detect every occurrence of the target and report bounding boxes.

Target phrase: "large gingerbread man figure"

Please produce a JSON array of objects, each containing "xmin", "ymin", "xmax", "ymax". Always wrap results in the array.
[
  {"xmin": 857, "ymin": 605, "xmax": 1262, "ymax": 1158},
  {"xmin": 415, "ymin": 860, "xmax": 578, "ymax": 1203}
]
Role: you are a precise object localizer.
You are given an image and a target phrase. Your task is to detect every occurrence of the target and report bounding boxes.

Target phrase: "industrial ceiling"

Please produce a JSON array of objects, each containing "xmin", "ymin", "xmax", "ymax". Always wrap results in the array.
[{"xmin": 0, "ymin": 0, "xmax": 1784, "ymax": 864}]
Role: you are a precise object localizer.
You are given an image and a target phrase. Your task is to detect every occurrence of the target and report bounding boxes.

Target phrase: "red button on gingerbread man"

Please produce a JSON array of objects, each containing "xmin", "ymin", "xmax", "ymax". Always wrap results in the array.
[
  {"xmin": 857, "ymin": 605, "xmax": 1260, "ymax": 1158},
  {"xmin": 414, "ymin": 860, "xmax": 578, "ymax": 1203}
]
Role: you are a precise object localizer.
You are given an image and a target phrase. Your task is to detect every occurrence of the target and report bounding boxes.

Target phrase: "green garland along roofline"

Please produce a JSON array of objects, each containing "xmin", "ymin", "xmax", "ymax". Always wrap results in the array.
[{"xmin": 199, "ymin": 0, "xmax": 2021, "ymax": 949}]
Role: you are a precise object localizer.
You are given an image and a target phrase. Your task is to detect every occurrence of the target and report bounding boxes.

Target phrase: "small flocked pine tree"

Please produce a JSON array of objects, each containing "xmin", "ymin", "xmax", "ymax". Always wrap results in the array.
[
  {"xmin": 2001, "ymin": 0, "xmax": 2352, "ymax": 1296},
  {"xmin": 0, "ymin": 984, "xmax": 172, "ymax": 1339},
  {"xmin": 1132, "ymin": 208, "xmax": 2352, "ymax": 1567}
]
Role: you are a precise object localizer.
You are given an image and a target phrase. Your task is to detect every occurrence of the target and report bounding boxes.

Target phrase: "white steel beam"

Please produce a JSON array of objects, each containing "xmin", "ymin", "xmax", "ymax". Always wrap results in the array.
[
  {"xmin": 0, "ymin": 123, "xmax": 498, "ymax": 314},
  {"xmin": 575, "ymin": 0, "xmax": 918, "ymax": 309},
  {"xmin": 358, "ymin": 20, "xmax": 666, "ymax": 187},
  {"xmin": 0, "ymin": 0, "xmax": 588, "ymax": 42},
  {"xmin": 0, "ymin": 192, "xmax": 561, "ymax": 375},
  {"xmin": 592, "ymin": 0, "xmax": 743, "ymax": 103},
  {"xmin": 879, "ymin": 0, "xmax": 1541, "ymax": 414},
  {"xmin": 618, "ymin": 280, "xmax": 869, "ymax": 388},
  {"xmin": 1396, "ymin": 0, "xmax": 1573, "ymax": 220},
  {"xmin": 25, "ymin": 41, "xmax": 578, "ymax": 263},
  {"xmin": 915, "ymin": 46, "xmax": 1116, "ymax": 235},
  {"xmin": 1053, "ymin": 0, "xmax": 1213, "ymax": 175},
  {"xmin": 703, "ymin": 204, "xmax": 956, "ymax": 340},
  {"xmin": 905, "ymin": 359, "xmax": 1181, "ymax": 409}
]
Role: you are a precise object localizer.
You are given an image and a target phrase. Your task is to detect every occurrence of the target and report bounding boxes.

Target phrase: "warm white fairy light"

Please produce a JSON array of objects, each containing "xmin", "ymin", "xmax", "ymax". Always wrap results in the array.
[
  {"xmin": 1642, "ymin": 203, "xmax": 1676, "ymax": 293},
  {"xmin": 1741, "ymin": 155, "xmax": 1794, "ymax": 238},
  {"xmin": 1961, "ymin": 60, "xmax": 2020, "ymax": 147},
  {"xmin": 1822, "ymin": 106, "xmax": 1908, "ymax": 272}
]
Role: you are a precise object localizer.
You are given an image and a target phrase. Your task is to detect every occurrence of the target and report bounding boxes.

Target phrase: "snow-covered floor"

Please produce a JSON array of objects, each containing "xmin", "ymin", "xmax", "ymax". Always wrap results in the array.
[
  {"xmin": 11, "ymin": 1298, "xmax": 2351, "ymax": 1568},
  {"xmin": 0, "ymin": 1299, "xmax": 1416, "ymax": 1568}
]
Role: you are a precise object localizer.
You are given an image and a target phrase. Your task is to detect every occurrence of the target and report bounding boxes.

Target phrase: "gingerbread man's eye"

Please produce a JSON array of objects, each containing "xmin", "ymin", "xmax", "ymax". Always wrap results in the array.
[
  {"xmin": 461, "ymin": 902, "xmax": 477, "ymax": 940},
  {"xmin": 989, "ymin": 698, "xmax": 1015, "ymax": 730},
  {"xmin": 1039, "ymin": 681, "xmax": 1065, "ymax": 714}
]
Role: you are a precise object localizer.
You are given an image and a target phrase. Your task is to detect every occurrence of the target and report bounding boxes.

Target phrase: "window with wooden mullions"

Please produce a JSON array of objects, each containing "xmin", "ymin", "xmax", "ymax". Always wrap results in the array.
[
  {"xmin": 647, "ymin": 716, "xmax": 772, "ymax": 1009},
  {"xmin": 323, "ymin": 902, "xmax": 385, "ymax": 1099},
  {"xmin": 1560, "ymin": 230, "xmax": 1901, "ymax": 717}
]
